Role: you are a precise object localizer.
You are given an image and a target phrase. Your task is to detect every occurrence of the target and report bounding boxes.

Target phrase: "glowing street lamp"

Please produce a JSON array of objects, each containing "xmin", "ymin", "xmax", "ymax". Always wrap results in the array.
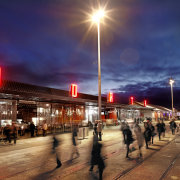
[
  {"xmin": 169, "ymin": 78, "xmax": 175, "ymax": 117},
  {"xmin": 91, "ymin": 9, "xmax": 105, "ymax": 120}
]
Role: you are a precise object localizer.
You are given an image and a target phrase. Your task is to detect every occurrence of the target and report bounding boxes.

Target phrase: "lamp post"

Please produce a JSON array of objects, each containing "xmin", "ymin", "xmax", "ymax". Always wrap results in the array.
[
  {"xmin": 92, "ymin": 9, "xmax": 105, "ymax": 120},
  {"xmin": 169, "ymin": 78, "xmax": 174, "ymax": 118}
]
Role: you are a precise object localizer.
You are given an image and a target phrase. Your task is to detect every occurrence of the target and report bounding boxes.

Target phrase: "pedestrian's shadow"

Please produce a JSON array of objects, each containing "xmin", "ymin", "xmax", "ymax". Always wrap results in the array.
[
  {"xmin": 148, "ymin": 147, "xmax": 158, "ymax": 151},
  {"xmin": 152, "ymin": 144, "xmax": 162, "ymax": 146},
  {"xmin": 160, "ymin": 140, "xmax": 169, "ymax": 142},
  {"xmin": 33, "ymin": 168, "xmax": 57, "ymax": 180},
  {"xmin": 126, "ymin": 157, "xmax": 142, "ymax": 162},
  {"xmin": 89, "ymin": 171, "xmax": 99, "ymax": 180}
]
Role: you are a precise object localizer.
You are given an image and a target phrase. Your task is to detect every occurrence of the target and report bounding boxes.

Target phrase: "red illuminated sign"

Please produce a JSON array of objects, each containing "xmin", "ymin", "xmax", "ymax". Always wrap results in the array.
[
  {"xmin": 0, "ymin": 67, "xmax": 1, "ymax": 88},
  {"xmin": 130, "ymin": 96, "xmax": 134, "ymax": 105},
  {"xmin": 108, "ymin": 92, "xmax": 113, "ymax": 103},
  {"xmin": 70, "ymin": 84, "xmax": 77, "ymax": 97},
  {"xmin": 144, "ymin": 100, "xmax": 147, "ymax": 107}
]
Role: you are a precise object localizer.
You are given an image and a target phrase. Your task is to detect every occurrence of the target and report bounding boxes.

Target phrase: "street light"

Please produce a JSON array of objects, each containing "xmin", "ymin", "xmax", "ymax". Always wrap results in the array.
[
  {"xmin": 169, "ymin": 78, "xmax": 175, "ymax": 118},
  {"xmin": 91, "ymin": 9, "xmax": 105, "ymax": 120}
]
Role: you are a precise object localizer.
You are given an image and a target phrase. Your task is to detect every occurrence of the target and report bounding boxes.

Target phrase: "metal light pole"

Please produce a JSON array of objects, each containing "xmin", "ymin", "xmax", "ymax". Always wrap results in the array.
[
  {"xmin": 92, "ymin": 9, "xmax": 104, "ymax": 120},
  {"xmin": 169, "ymin": 78, "xmax": 174, "ymax": 118},
  {"xmin": 97, "ymin": 22, "xmax": 101, "ymax": 120}
]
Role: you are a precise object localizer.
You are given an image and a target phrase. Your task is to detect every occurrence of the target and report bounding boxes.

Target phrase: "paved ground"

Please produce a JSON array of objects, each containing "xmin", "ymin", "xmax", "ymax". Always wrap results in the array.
[{"xmin": 0, "ymin": 122, "xmax": 179, "ymax": 180}]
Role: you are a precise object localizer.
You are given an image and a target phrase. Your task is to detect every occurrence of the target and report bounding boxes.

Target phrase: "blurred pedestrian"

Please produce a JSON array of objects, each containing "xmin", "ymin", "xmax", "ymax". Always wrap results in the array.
[
  {"xmin": 94, "ymin": 121, "xmax": 98, "ymax": 136},
  {"xmin": 123, "ymin": 125, "xmax": 134, "ymax": 158},
  {"xmin": 156, "ymin": 120, "xmax": 163, "ymax": 140},
  {"xmin": 148, "ymin": 121, "xmax": 156, "ymax": 144},
  {"xmin": 161, "ymin": 120, "xmax": 166, "ymax": 137},
  {"xmin": 42, "ymin": 121, "xmax": 48, "ymax": 136},
  {"xmin": 169, "ymin": 120, "xmax": 177, "ymax": 135},
  {"xmin": 12, "ymin": 123, "xmax": 17, "ymax": 144},
  {"xmin": 144, "ymin": 123, "xmax": 151, "ymax": 149},
  {"xmin": 134, "ymin": 122, "xmax": 144, "ymax": 157},
  {"xmin": 52, "ymin": 135, "xmax": 62, "ymax": 168},
  {"xmin": 176, "ymin": 123, "xmax": 179, "ymax": 132},
  {"xmin": 4, "ymin": 124, "xmax": 11, "ymax": 143},
  {"xmin": 89, "ymin": 135, "xmax": 105, "ymax": 180},
  {"xmin": 97, "ymin": 121, "xmax": 102, "ymax": 141},
  {"xmin": 70, "ymin": 125, "xmax": 80, "ymax": 159},
  {"xmin": 30, "ymin": 122, "xmax": 35, "ymax": 137}
]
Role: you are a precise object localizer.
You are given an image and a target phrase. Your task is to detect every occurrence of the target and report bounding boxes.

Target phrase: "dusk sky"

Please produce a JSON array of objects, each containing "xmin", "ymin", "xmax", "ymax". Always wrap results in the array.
[{"xmin": 0, "ymin": 0, "xmax": 180, "ymax": 108}]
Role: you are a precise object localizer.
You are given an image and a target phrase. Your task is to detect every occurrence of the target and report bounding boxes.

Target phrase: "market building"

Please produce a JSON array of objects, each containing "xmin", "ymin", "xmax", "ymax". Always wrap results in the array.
[{"xmin": 0, "ymin": 80, "xmax": 172, "ymax": 133}]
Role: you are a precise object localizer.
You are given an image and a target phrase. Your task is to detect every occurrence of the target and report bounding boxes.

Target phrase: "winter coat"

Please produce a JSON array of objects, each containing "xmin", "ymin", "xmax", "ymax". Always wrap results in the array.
[
  {"xmin": 156, "ymin": 123, "xmax": 164, "ymax": 133},
  {"xmin": 170, "ymin": 121, "xmax": 177, "ymax": 129},
  {"xmin": 123, "ymin": 128, "xmax": 134, "ymax": 145},
  {"xmin": 97, "ymin": 123, "xmax": 102, "ymax": 133},
  {"xmin": 134, "ymin": 125, "xmax": 144, "ymax": 147},
  {"xmin": 144, "ymin": 127, "xmax": 151, "ymax": 141}
]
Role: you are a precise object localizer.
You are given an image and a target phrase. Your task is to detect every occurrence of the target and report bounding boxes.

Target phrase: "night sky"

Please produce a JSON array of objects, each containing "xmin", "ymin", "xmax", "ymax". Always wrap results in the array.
[{"xmin": 0, "ymin": 0, "xmax": 180, "ymax": 108}]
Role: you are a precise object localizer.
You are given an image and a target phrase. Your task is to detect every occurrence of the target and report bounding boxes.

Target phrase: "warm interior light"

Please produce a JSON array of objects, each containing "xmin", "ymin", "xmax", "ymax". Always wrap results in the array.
[{"xmin": 92, "ymin": 9, "xmax": 105, "ymax": 23}]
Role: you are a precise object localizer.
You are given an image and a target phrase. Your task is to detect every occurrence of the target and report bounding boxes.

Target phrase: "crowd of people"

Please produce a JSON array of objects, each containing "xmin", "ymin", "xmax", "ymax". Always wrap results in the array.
[
  {"xmin": 0, "ymin": 118, "xmax": 179, "ymax": 180},
  {"xmin": 121, "ymin": 119, "xmax": 179, "ymax": 159},
  {"xmin": 0, "ymin": 121, "xmax": 49, "ymax": 144}
]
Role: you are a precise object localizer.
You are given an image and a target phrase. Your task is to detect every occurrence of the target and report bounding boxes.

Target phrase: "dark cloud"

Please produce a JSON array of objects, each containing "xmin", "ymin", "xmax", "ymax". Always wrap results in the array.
[{"xmin": 0, "ymin": 0, "xmax": 180, "ymax": 108}]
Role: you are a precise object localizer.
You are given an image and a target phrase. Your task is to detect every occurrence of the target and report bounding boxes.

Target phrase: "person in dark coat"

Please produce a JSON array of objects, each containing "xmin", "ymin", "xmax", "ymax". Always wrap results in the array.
[
  {"xmin": 144, "ymin": 123, "xmax": 151, "ymax": 149},
  {"xmin": 30, "ymin": 122, "xmax": 35, "ymax": 137},
  {"xmin": 148, "ymin": 121, "xmax": 155, "ymax": 144},
  {"xmin": 156, "ymin": 120, "xmax": 163, "ymax": 140},
  {"xmin": 89, "ymin": 135, "xmax": 105, "ymax": 180},
  {"xmin": 4, "ymin": 124, "xmax": 11, "ymax": 143},
  {"xmin": 160, "ymin": 120, "xmax": 166, "ymax": 137},
  {"xmin": 123, "ymin": 125, "xmax": 134, "ymax": 158},
  {"xmin": 169, "ymin": 120, "xmax": 177, "ymax": 135},
  {"xmin": 12, "ymin": 123, "xmax": 17, "ymax": 144},
  {"xmin": 94, "ymin": 122, "xmax": 98, "ymax": 136},
  {"xmin": 52, "ymin": 135, "xmax": 62, "ymax": 168}
]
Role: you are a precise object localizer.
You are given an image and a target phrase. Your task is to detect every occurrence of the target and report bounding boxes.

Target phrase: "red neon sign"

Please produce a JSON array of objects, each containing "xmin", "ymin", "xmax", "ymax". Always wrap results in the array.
[
  {"xmin": 144, "ymin": 100, "xmax": 147, "ymax": 107},
  {"xmin": 130, "ymin": 96, "xmax": 134, "ymax": 105},
  {"xmin": 70, "ymin": 84, "xmax": 77, "ymax": 97},
  {"xmin": 108, "ymin": 92, "xmax": 113, "ymax": 103},
  {"xmin": 0, "ymin": 67, "xmax": 2, "ymax": 88}
]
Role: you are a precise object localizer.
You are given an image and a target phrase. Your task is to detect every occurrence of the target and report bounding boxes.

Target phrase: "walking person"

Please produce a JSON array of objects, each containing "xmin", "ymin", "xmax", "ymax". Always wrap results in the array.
[
  {"xmin": 149, "ymin": 121, "xmax": 156, "ymax": 144},
  {"xmin": 161, "ymin": 120, "xmax": 166, "ymax": 137},
  {"xmin": 169, "ymin": 120, "xmax": 177, "ymax": 135},
  {"xmin": 30, "ymin": 122, "xmax": 35, "ymax": 137},
  {"xmin": 134, "ymin": 122, "xmax": 144, "ymax": 157},
  {"xmin": 144, "ymin": 123, "xmax": 151, "ymax": 149},
  {"xmin": 176, "ymin": 123, "xmax": 180, "ymax": 133},
  {"xmin": 70, "ymin": 125, "xmax": 80, "ymax": 159},
  {"xmin": 42, "ymin": 121, "xmax": 48, "ymax": 136},
  {"xmin": 12, "ymin": 123, "xmax": 17, "ymax": 144},
  {"xmin": 52, "ymin": 135, "xmax": 62, "ymax": 168},
  {"xmin": 4, "ymin": 124, "xmax": 11, "ymax": 144},
  {"xmin": 97, "ymin": 121, "xmax": 102, "ymax": 141},
  {"xmin": 156, "ymin": 120, "xmax": 163, "ymax": 140},
  {"xmin": 123, "ymin": 124, "xmax": 134, "ymax": 158},
  {"xmin": 89, "ymin": 135, "xmax": 105, "ymax": 180},
  {"xmin": 94, "ymin": 121, "xmax": 98, "ymax": 136}
]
